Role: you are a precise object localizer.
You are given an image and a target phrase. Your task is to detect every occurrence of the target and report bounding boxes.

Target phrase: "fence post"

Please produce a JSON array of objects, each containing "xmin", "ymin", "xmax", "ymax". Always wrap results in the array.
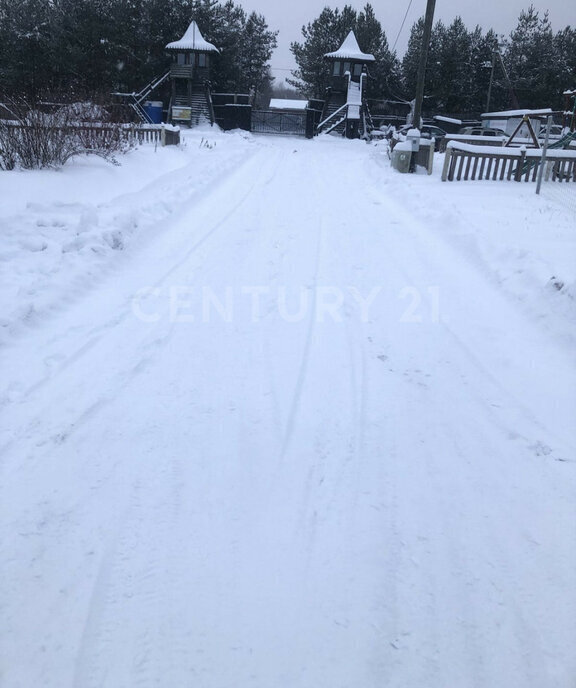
[
  {"xmin": 305, "ymin": 108, "xmax": 315, "ymax": 139},
  {"xmin": 515, "ymin": 147, "xmax": 526, "ymax": 182},
  {"xmin": 536, "ymin": 115, "xmax": 552, "ymax": 195},
  {"xmin": 441, "ymin": 146, "xmax": 452, "ymax": 181}
]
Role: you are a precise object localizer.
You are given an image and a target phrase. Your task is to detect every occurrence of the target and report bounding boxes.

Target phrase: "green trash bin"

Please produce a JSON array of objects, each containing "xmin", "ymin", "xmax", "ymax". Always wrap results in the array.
[{"xmin": 391, "ymin": 141, "xmax": 413, "ymax": 173}]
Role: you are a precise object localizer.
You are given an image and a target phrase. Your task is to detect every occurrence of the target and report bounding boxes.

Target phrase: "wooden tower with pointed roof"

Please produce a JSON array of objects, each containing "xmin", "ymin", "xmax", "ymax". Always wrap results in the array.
[
  {"xmin": 165, "ymin": 21, "xmax": 220, "ymax": 126},
  {"xmin": 318, "ymin": 31, "xmax": 375, "ymax": 138}
]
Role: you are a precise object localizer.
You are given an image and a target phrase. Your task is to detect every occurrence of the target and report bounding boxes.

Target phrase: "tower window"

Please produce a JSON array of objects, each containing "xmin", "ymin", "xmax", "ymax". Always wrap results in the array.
[{"xmin": 333, "ymin": 61, "xmax": 341, "ymax": 76}]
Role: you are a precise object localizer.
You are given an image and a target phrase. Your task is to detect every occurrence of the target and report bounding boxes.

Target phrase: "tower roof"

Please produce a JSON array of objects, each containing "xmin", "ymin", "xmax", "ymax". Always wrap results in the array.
[
  {"xmin": 166, "ymin": 21, "xmax": 220, "ymax": 53},
  {"xmin": 324, "ymin": 31, "xmax": 375, "ymax": 62}
]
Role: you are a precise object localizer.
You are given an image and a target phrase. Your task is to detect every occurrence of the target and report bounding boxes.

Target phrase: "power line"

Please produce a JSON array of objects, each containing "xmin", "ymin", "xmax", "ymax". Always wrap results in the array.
[{"xmin": 392, "ymin": 0, "xmax": 414, "ymax": 53}]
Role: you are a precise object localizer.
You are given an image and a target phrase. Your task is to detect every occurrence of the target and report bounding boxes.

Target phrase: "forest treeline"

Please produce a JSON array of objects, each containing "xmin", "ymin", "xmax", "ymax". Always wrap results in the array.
[{"xmin": 0, "ymin": 0, "xmax": 574, "ymax": 112}]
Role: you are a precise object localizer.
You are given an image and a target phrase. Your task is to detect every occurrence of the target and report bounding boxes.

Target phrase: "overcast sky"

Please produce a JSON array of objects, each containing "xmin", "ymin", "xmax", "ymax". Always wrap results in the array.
[{"xmin": 234, "ymin": 0, "xmax": 575, "ymax": 85}]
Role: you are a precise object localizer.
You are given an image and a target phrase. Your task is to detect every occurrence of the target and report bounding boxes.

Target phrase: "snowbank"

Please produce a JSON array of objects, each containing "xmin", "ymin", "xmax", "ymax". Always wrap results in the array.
[
  {"xmin": 371, "ymin": 141, "xmax": 576, "ymax": 348},
  {"xmin": 0, "ymin": 126, "xmax": 257, "ymax": 344}
]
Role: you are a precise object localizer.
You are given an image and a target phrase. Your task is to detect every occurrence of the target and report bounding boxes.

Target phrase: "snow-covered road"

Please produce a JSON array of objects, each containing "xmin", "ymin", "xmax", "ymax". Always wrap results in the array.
[{"xmin": 1, "ymin": 135, "xmax": 575, "ymax": 687}]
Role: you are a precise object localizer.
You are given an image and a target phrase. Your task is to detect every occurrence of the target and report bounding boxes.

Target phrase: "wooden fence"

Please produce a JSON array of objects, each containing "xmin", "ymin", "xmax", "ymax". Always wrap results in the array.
[
  {"xmin": 442, "ymin": 142, "xmax": 576, "ymax": 183},
  {"xmin": 2, "ymin": 121, "xmax": 177, "ymax": 145}
]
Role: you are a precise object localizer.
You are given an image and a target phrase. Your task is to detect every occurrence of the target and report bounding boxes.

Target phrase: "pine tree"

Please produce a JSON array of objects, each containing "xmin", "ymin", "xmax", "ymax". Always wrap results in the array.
[
  {"xmin": 0, "ymin": 0, "xmax": 54, "ymax": 95},
  {"xmin": 289, "ymin": 7, "xmax": 343, "ymax": 98},
  {"xmin": 401, "ymin": 18, "xmax": 445, "ymax": 111},
  {"xmin": 401, "ymin": 17, "xmax": 424, "ymax": 100},
  {"xmin": 468, "ymin": 28, "xmax": 502, "ymax": 113},
  {"xmin": 435, "ymin": 18, "xmax": 473, "ymax": 112},
  {"xmin": 356, "ymin": 3, "xmax": 401, "ymax": 100},
  {"xmin": 238, "ymin": 12, "xmax": 278, "ymax": 103},
  {"xmin": 402, "ymin": 18, "xmax": 505, "ymax": 115},
  {"xmin": 553, "ymin": 26, "xmax": 576, "ymax": 98},
  {"xmin": 504, "ymin": 5, "xmax": 557, "ymax": 107},
  {"xmin": 289, "ymin": 4, "xmax": 399, "ymax": 100}
]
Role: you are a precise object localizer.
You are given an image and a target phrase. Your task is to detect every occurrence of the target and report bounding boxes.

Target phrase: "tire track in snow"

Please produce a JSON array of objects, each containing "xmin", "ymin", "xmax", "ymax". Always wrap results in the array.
[
  {"xmin": 72, "ymin": 456, "xmax": 181, "ymax": 688},
  {"xmin": 0, "ymin": 150, "xmax": 282, "ymax": 464},
  {"xmin": 63, "ymin": 149, "xmax": 290, "ymax": 688},
  {"xmin": 279, "ymin": 216, "xmax": 324, "ymax": 461},
  {"xmin": 0, "ymin": 148, "xmax": 267, "ymax": 406}
]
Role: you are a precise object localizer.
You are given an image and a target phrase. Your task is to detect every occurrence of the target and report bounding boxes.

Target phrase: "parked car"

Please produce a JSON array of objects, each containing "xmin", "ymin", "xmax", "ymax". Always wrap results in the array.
[
  {"xmin": 458, "ymin": 126, "xmax": 507, "ymax": 137},
  {"xmin": 398, "ymin": 124, "xmax": 447, "ymax": 151}
]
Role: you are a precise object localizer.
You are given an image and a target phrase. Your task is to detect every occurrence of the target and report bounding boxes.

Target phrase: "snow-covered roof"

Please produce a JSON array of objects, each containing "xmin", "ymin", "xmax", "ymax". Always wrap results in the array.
[
  {"xmin": 482, "ymin": 108, "xmax": 553, "ymax": 118},
  {"xmin": 269, "ymin": 99, "xmax": 308, "ymax": 110},
  {"xmin": 324, "ymin": 31, "xmax": 375, "ymax": 62},
  {"xmin": 166, "ymin": 21, "xmax": 219, "ymax": 52},
  {"xmin": 434, "ymin": 115, "xmax": 462, "ymax": 125}
]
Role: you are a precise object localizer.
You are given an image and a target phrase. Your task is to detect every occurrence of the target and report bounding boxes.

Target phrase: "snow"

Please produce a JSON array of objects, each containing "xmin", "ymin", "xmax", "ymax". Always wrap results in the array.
[
  {"xmin": 165, "ymin": 21, "xmax": 219, "ymax": 53},
  {"xmin": 445, "ymin": 134, "xmax": 507, "ymax": 146},
  {"xmin": 324, "ymin": 30, "xmax": 375, "ymax": 62},
  {"xmin": 269, "ymin": 99, "xmax": 308, "ymax": 110},
  {"xmin": 347, "ymin": 80, "xmax": 362, "ymax": 107},
  {"xmin": 446, "ymin": 140, "xmax": 576, "ymax": 158},
  {"xmin": 482, "ymin": 108, "xmax": 554, "ymax": 118},
  {"xmin": 434, "ymin": 115, "xmax": 462, "ymax": 125},
  {"xmin": 1, "ymin": 130, "xmax": 575, "ymax": 688},
  {"xmin": 0, "ymin": 126, "xmax": 253, "ymax": 343}
]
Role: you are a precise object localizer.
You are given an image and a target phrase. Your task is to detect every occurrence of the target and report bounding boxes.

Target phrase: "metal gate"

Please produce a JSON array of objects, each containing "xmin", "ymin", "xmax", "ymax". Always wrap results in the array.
[{"xmin": 252, "ymin": 110, "xmax": 307, "ymax": 136}]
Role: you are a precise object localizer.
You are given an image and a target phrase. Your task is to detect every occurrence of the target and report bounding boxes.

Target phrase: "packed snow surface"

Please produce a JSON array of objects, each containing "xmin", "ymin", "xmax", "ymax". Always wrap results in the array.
[{"xmin": 1, "ymin": 128, "xmax": 575, "ymax": 688}]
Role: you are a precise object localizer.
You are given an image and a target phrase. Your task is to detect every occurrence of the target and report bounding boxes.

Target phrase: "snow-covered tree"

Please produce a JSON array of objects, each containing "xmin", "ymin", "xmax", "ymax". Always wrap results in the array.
[
  {"xmin": 0, "ymin": 0, "xmax": 277, "ymax": 100},
  {"xmin": 503, "ymin": 5, "xmax": 566, "ymax": 107},
  {"xmin": 238, "ymin": 12, "xmax": 278, "ymax": 103},
  {"xmin": 289, "ymin": 4, "xmax": 399, "ymax": 100},
  {"xmin": 289, "ymin": 7, "xmax": 343, "ymax": 98}
]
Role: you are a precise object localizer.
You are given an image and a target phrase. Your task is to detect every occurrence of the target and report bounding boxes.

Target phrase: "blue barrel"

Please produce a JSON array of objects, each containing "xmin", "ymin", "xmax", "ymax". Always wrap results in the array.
[{"xmin": 144, "ymin": 101, "xmax": 163, "ymax": 124}]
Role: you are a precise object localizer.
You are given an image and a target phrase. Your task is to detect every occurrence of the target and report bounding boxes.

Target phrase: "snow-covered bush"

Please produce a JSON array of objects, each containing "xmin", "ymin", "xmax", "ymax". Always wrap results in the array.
[{"xmin": 0, "ymin": 98, "xmax": 135, "ymax": 171}]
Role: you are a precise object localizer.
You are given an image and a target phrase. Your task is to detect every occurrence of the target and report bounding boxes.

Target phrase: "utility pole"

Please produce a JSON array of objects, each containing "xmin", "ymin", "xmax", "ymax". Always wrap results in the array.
[
  {"xmin": 485, "ymin": 51, "xmax": 496, "ymax": 113},
  {"xmin": 412, "ymin": 0, "xmax": 436, "ymax": 132}
]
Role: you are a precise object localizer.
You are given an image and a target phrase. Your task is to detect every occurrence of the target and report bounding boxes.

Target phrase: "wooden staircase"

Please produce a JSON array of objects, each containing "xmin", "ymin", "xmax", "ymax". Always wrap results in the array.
[
  {"xmin": 171, "ymin": 82, "xmax": 215, "ymax": 126},
  {"xmin": 318, "ymin": 96, "xmax": 347, "ymax": 136},
  {"xmin": 316, "ymin": 76, "xmax": 373, "ymax": 138}
]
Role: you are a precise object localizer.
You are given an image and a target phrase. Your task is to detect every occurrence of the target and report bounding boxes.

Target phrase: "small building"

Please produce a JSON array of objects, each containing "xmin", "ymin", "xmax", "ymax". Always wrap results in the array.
[
  {"xmin": 318, "ymin": 31, "xmax": 375, "ymax": 138},
  {"xmin": 325, "ymin": 31, "xmax": 375, "ymax": 88},
  {"xmin": 481, "ymin": 108, "xmax": 553, "ymax": 137},
  {"xmin": 165, "ymin": 21, "xmax": 220, "ymax": 126}
]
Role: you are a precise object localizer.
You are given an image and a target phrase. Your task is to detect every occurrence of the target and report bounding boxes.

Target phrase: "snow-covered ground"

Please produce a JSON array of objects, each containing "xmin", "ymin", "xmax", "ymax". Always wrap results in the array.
[{"xmin": 1, "ymin": 128, "xmax": 575, "ymax": 687}]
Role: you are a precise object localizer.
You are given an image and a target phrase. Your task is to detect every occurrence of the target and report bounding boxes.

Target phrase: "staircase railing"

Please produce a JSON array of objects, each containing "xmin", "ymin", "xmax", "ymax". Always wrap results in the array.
[
  {"xmin": 323, "ymin": 114, "xmax": 347, "ymax": 136},
  {"xmin": 113, "ymin": 71, "xmax": 170, "ymax": 124},
  {"xmin": 204, "ymin": 81, "xmax": 215, "ymax": 126},
  {"xmin": 317, "ymin": 103, "xmax": 348, "ymax": 134},
  {"xmin": 135, "ymin": 71, "xmax": 170, "ymax": 106},
  {"xmin": 131, "ymin": 100, "xmax": 153, "ymax": 124},
  {"xmin": 362, "ymin": 100, "xmax": 375, "ymax": 139}
]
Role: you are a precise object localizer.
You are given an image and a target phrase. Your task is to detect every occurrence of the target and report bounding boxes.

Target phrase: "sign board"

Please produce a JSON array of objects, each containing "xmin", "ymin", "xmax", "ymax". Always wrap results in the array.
[{"xmin": 172, "ymin": 107, "xmax": 192, "ymax": 120}]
